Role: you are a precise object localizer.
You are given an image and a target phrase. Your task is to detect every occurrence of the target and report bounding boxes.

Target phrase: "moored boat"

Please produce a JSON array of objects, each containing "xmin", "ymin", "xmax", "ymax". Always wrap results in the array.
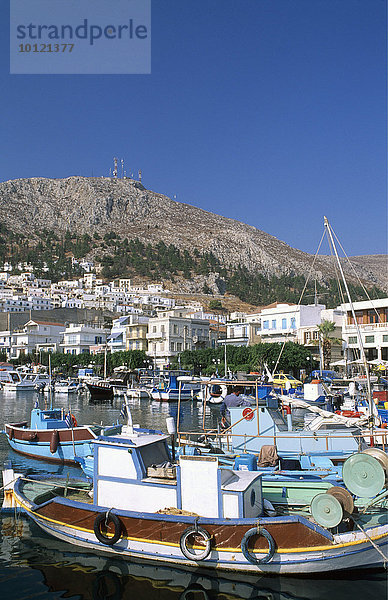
[
  {"xmin": 0, "ymin": 370, "xmax": 36, "ymax": 391},
  {"xmin": 150, "ymin": 372, "xmax": 200, "ymax": 402},
  {"xmin": 5, "ymin": 419, "xmax": 388, "ymax": 574},
  {"xmin": 3, "ymin": 406, "xmax": 122, "ymax": 464}
]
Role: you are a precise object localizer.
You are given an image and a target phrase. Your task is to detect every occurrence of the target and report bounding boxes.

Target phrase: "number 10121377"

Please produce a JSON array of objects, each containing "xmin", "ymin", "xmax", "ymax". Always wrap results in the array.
[{"xmin": 19, "ymin": 43, "xmax": 75, "ymax": 53}]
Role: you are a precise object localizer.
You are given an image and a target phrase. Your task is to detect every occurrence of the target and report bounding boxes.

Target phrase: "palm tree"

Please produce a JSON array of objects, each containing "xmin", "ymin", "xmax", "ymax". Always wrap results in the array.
[{"xmin": 317, "ymin": 320, "xmax": 342, "ymax": 370}]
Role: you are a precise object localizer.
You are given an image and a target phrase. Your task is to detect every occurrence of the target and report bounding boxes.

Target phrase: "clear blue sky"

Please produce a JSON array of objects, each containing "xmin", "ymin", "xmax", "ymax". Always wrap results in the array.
[{"xmin": 1, "ymin": 1, "xmax": 386, "ymax": 256}]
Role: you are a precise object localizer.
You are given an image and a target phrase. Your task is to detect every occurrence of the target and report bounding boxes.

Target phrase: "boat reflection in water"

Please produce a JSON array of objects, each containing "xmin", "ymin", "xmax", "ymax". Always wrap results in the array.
[{"xmin": 0, "ymin": 516, "xmax": 386, "ymax": 600}]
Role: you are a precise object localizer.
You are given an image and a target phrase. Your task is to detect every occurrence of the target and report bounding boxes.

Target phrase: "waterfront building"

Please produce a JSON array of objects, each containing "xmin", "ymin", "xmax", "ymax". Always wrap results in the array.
[
  {"xmin": 108, "ymin": 316, "xmax": 131, "ymax": 353},
  {"xmin": 341, "ymin": 298, "xmax": 388, "ymax": 363},
  {"xmin": 125, "ymin": 315, "xmax": 149, "ymax": 352},
  {"xmin": 60, "ymin": 324, "xmax": 108, "ymax": 355},
  {"xmin": 0, "ymin": 331, "xmax": 12, "ymax": 357},
  {"xmin": 10, "ymin": 320, "xmax": 64, "ymax": 359},
  {"xmin": 146, "ymin": 309, "xmax": 210, "ymax": 369}
]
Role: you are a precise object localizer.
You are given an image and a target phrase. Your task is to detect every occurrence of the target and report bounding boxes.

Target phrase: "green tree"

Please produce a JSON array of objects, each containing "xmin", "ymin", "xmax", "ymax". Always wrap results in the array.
[
  {"xmin": 316, "ymin": 320, "xmax": 342, "ymax": 370},
  {"xmin": 208, "ymin": 299, "xmax": 223, "ymax": 311}
]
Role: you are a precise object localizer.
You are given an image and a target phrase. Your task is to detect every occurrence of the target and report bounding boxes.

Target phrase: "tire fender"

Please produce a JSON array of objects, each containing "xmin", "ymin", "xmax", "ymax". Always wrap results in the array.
[
  {"xmin": 241, "ymin": 526, "xmax": 275, "ymax": 565},
  {"xmin": 94, "ymin": 510, "xmax": 122, "ymax": 546},
  {"xmin": 179, "ymin": 525, "xmax": 212, "ymax": 561}
]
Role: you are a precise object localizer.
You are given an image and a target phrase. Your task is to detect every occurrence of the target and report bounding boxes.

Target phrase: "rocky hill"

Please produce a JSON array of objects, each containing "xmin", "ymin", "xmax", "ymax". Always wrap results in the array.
[{"xmin": 0, "ymin": 176, "xmax": 386, "ymax": 294}]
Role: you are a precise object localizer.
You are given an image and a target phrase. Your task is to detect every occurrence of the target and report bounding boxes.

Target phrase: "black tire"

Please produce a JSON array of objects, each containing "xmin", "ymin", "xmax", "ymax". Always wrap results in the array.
[
  {"xmin": 179, "ymin": 526, "xmax": 212, "ymax": 561},
  {"xmin": 241, "ymin": 527, "xmax": 275, "ymax": 565},
  {"xmin": 93, "ymin": 512, "xmax": 122, "ymax": 546}
]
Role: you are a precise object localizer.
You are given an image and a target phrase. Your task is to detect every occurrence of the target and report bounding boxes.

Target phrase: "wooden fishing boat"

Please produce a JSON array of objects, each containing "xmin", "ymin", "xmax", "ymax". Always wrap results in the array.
[
  {"xmin": 6, "ymin": 422, "xmax": 388, "ymax": 574},
  {"xmin": 4, "ymin": 406, "xmax": 122, "ymax": 464}
]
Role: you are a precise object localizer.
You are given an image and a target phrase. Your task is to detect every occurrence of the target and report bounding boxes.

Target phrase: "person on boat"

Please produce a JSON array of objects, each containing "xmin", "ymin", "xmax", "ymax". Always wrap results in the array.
[{"xmin": 220, "ymin": 387, "xmax": 251, "ymax": 428}]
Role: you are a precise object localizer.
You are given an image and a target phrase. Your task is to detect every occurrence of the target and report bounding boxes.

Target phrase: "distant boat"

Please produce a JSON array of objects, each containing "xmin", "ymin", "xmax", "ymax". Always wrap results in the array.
[
  {"xmin": 150, "ymin": 372, "xmax": 200, "ymax": 402},
  {"xmin": 0, "ymin": 370, "xmax": 36, "ymax": 391},
  {"xmin": 85, "ymin": 379, "xmax": 114, "ymax": 401}
]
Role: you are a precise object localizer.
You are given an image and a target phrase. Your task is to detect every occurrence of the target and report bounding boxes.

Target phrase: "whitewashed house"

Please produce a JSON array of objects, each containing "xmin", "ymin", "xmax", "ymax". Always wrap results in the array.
[
  {"xmin": 147, "ymin": 309, "xmax": 209, "ymax": 369},
  {"xmin": 61, "ymin": 324, "xmax": 108, "ymax": 355},
  {"xmin": 10, "ymin": 320, "xmax": 64, "ymax": 359},
  {"xmin": 341, "ymin": 298, "xmax": 388, "ymax": 363}
]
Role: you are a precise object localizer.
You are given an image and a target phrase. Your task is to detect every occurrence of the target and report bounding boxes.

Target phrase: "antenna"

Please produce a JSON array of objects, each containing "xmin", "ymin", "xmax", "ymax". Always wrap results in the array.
[
  {"xmin": 113, "ymin": 157, "xmax": 118, "ymax": 178},
  {"xmin": 121, "ymin": 159, "xmax": 124, "ymax": 178},
  {"xmin": 138, "ymin": 169, "xmax": 142, "ymax": 183}
]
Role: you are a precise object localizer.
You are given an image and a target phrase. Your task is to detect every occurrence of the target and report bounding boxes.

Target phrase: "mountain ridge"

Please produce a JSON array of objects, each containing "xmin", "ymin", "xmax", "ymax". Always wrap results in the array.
[{"xmin": 0, "ymin": 176, "xmax": 386, "ymax": 294}]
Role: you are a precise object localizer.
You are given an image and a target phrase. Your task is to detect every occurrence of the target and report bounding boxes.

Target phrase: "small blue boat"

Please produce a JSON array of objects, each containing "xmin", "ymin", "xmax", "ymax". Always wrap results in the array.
[{"xmin": 4, "ymin": 407, "xmax": 122, "ymax": 464}]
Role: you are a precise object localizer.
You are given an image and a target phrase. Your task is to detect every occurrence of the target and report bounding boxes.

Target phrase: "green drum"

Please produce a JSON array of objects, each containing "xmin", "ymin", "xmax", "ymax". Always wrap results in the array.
[
  {"xmin": 342, "ymin": 452, "xmax": 386, "ymax": 498},
  {"xmin": 310, "ymin": 493, "xmax": 343, "ymax": 528}
]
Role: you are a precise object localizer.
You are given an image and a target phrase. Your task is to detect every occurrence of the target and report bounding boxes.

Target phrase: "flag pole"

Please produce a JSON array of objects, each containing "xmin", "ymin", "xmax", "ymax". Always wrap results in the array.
[{"xmin": 68, "ymin": 405, "xmax": 76, "ymax": 456}]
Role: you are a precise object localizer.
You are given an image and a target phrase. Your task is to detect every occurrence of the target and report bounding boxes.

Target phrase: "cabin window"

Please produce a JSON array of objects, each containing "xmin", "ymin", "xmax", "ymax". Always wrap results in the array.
[{"xmin": 139, "ymin": 441, "xmax": 170, "ymax": 471}]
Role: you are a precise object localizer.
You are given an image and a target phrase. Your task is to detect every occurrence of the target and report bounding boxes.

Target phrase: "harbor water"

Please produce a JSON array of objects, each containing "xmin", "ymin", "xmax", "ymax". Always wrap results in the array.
[{"xmin": 0, "ymin": 389, "xmax": 386, "ymax": 600}]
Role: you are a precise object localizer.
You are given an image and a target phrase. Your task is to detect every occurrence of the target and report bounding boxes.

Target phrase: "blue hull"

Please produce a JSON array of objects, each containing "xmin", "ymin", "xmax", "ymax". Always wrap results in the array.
[{"xmin": 7, "ymin": 437, "xmax": 94, "ymax": 464}]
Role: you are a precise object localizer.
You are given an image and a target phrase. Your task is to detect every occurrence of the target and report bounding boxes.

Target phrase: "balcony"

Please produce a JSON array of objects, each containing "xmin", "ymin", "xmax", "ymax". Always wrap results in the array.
[
  {"xmin": 147, "ymin": 332, "xmax": 165, "ymax": 340},
  {"xmin": 344, "ymin": 322, "xmax": 388, "ymax": 332}
]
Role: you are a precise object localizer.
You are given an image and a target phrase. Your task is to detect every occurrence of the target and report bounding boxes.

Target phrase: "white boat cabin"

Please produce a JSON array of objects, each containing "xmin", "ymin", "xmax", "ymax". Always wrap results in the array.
[{"xmin": 93, "ymin": 428, "xmax": 264, "ymax": 519}]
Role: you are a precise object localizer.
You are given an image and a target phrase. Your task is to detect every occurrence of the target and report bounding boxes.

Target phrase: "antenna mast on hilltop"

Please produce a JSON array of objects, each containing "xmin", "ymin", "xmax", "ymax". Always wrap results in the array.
[
  {"xmin": 113, "ymin": 157, "xmax": 118, "ymax": 178},
  {"xmin": 138, "ymin": 169, "xmax": 142, "ymax": 183},
  {"xmin": 121, "ymin": 159, "xmax": 124, "ymax": 178}
]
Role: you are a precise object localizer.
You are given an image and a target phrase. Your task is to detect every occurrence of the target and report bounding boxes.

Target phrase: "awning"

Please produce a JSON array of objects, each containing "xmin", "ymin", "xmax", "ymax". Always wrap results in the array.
[{"xmin": 108, "ymin": 332, "xmax": 123, "ymax": 341}]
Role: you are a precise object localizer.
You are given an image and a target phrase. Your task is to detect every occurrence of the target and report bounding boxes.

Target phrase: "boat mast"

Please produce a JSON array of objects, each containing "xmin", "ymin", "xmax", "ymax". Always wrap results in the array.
[
  {"xmin": 48, "ymin": 353, "xmax": 53, "ymax": 410},
  {"xmin": 323, "ymin": 217, "xmax": 374, "ymax": 423}
]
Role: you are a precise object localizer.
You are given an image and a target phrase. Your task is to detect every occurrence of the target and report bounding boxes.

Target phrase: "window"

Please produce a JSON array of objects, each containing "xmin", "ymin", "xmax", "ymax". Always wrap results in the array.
[
  {"xmin": 355, "ymin": 311, "xmax": 363, "ymax": 324},
  {"xmin": 383, "ymin": 335, "xmax": 388, "ymax": 343},
  {"xmin": 367, "ymin": 310, "xmax": 378, "ymax": 324},
  {"xmin": 177, "ymin": 342, "xmax": 182, "ymax": 351},
  {"xmin": 263, "ymin": 321, "xmax": 269, "ymax": 329},
  {"xmin": 272, "ymin": 320, "xmax": 276, "ymax": 329},
  {"xmin": 348, "ymin": 336, "xmax": 357, "ymax": 344},
  {"xmin": 282, "ymin": 318, "xmax": 287, "ymax": 329},
  {"xmin": 290, "ymin": 318, "xmax": 296, "ymax": 329},
  {"xmin": 170, "ymin": 342, "xmax": 175, "ymax": 352},
  {"xmin": 365, "ymin": 335, "xmax": 375, "ymax": 344}
]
